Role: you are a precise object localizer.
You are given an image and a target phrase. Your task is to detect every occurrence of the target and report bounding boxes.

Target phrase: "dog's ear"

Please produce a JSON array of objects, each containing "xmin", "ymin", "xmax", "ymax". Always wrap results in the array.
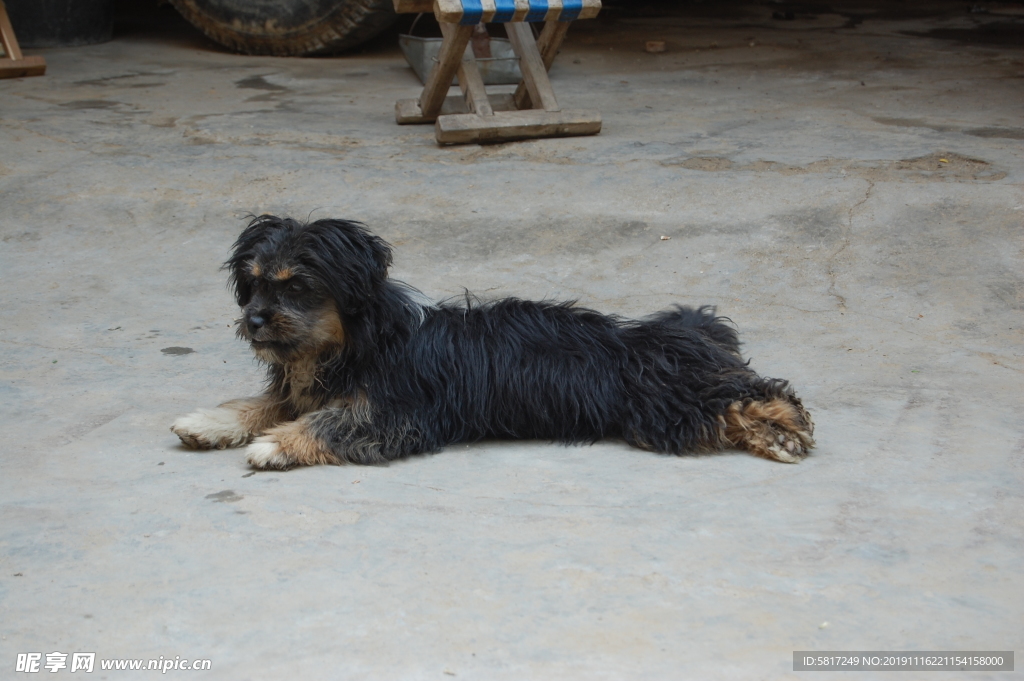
[
  {"xmin": 300, "ymin": 219, "xmax": 393, "ymax": 314},
  {"xmin": 224, "ymin": 214, "xmax": 292, "ymax": 306}
]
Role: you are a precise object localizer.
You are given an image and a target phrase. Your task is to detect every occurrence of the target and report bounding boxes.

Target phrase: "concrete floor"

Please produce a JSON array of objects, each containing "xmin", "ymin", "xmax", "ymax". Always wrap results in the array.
[{"xmin": 2, "ymin": 1, "xmax": 1022, "ymax": 678}]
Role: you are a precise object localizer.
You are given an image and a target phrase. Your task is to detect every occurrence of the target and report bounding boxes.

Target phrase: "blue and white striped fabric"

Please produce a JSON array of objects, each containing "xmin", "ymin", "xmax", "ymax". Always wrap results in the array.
[
  {"xmin": 455, "ymin": 0, "xmax": 587, "ymax": 25},
  {"xmin": 492, "ymin": 0, "xmax": 518, "ymax": 22}
]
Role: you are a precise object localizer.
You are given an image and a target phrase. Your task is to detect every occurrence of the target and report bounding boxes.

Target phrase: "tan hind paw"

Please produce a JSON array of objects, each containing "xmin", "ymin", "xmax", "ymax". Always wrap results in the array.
[{"xmin": 721, "ymin": 397, "xmax": 815, "ymax": 463}]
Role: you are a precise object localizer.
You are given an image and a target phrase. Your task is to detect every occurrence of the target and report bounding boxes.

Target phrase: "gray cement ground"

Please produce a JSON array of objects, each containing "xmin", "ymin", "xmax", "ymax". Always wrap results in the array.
[{"xmin": 2, "ymin": 2, "xmax": 1022, "ymax": 679}]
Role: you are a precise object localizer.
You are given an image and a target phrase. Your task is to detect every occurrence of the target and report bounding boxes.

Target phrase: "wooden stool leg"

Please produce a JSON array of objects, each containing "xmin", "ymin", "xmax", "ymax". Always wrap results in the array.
[
  {"xmin": 419, "ymin": 22, "xmax": 474, "ymax": 118},
  {"xmin": 0, "ymin": 0, "xmax": 24, "ymax": 61},
  {"xmin": 0, "ymin": 0, "xmax": 46, "ymax": 78},
  {"xmin": 505, "ymin": 22, "xmax": 559, "ymax": 112},
  {"xmin": 514, "ymin": 21, "xmax": 571, "ymax": 110},
  {"xmin": 440, "ymin": 22, "xmax": 492, "ymax": 117},
  {"xmin": 395, "ymin": 22, "xmax": 474, "ymax": 124}
]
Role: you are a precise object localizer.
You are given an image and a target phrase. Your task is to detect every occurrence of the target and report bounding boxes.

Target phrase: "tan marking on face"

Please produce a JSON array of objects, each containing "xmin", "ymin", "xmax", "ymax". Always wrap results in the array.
[
  {"xmin": 272, "ymin": 267, "xmax": 293, "ymax": 281},
  {"xmin": 310, "ymin": 301, "xmax": 346, "ymax": 348},
  {"xmin": 721, "ymin": 397, "xmax": 815, "ymax": 463},
  {"xmin": 262, "ymin": 302, "xmax": 346, "ymax": 413},
  {"xmin": 263, "ymin": 418, "xmax": 338, "ymax": 467},
  {"xmin": 250, "ymin": 261, "xmax": 262, "ymax": 277}
]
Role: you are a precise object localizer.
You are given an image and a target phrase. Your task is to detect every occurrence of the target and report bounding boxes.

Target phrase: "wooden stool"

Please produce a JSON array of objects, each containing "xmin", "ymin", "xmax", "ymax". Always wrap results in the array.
[
  {"xmin": 393, "ymin": 0, "xmax": 601, "ymax": 145},
  {"xmin": 0, "ymin": 0, "xmax": 46, "ymax": 79}
]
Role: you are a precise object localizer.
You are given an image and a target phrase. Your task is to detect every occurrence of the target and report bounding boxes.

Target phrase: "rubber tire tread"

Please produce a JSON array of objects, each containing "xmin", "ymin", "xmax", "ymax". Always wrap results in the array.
[{"xmin": 169, "ymin": 0, "xmax": 397, "ymax": 56}]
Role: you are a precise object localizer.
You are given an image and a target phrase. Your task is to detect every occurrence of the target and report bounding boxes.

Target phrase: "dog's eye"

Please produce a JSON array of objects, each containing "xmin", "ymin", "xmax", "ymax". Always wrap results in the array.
[{"xmin": 287, "ymin": 281, "xmax": 306, "ymax": 294}]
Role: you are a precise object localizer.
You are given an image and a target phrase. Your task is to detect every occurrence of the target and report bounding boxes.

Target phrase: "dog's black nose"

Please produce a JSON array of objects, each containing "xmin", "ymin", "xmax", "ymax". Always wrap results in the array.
[{"xmin": 247, "ymin": 314, "xmax": 267, "ymax": 333}]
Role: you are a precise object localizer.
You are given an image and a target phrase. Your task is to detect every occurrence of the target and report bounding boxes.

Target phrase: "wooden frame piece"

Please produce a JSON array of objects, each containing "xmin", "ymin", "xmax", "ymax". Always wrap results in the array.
[
  {"xmin": 0, "ymin": 0, "xmax": 46, "ymax": 79},
  {"xmin": 513, "ymin": 20, "xmax": 570, "ymax": 110},
  {"xmin": 441, "ymin": 21, "xmax": 492, "ymax": 116},
  {"xmin": 397, "ymin": 92, "xmax": 516, "ymax": 122},
  {"xmin": 393, "ymin": 0, "xmax": 600, "ymax": 145},
  {"xmin": 435, "ymin": 108, "xmax": 601, "ymax": 145},
  {"xmin": 504, "ymin": 22, "xmax": 559, "ymax": 112},
  {"xmin": 418, "ymin": 22, "xmax": 474, "ymax": 120}
]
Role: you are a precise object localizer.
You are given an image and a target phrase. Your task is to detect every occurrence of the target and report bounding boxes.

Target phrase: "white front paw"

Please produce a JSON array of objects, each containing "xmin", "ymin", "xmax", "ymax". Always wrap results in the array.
[
  {"xmin": 171, "ymin": 408, "xmax": 252, "ymax": 450},
  {"xmin": 246, "ymin": 437, "xmax": 294, "ymax": 469}
]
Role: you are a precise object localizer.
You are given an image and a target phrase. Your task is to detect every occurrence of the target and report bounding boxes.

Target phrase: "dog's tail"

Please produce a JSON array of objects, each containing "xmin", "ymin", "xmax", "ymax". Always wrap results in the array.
[{"xmin": 648, "ymin": 305, "xmax": 742, "ymax": 357}]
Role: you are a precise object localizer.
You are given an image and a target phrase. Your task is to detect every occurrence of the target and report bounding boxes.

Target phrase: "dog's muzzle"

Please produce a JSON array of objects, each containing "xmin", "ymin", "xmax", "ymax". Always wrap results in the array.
[{"xmin": 246, "ymin": 312, "xmax": 268, "ymax": 336}]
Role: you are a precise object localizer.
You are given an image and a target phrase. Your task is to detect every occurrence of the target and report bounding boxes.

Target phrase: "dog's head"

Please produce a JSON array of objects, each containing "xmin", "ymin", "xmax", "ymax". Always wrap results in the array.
[{"xmin": 225, "ymin": 215, "xmax": 393, "ymax": 364}]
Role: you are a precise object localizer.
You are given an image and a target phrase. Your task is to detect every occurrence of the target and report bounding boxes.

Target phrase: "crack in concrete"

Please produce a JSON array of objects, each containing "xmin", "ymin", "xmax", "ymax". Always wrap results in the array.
[
  {"xmin": 826, "ymin": 179, "xmax": 874, "ymax": 310},
  {"xmin": 771, "ymin": 303, "xmax": 929, "ymax": 337},
  {"xmin": 662, "ymin": 153, "xmax": 1008, "ymax": 182}
]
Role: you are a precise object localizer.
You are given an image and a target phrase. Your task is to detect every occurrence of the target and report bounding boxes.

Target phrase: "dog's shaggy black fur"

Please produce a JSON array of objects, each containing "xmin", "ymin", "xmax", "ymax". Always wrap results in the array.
[{"xmin": 172, "ymin": 216, "xmax": 814, "ymax": 469}]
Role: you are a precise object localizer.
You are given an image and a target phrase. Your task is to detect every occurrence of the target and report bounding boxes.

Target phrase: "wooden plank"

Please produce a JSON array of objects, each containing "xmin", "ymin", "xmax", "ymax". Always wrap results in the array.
[
  {"xmin": 396, "ymin": 98, "xmax": 429, "ymax": 124},
  {"xmin": 504, "ymin": 22, "xmax": 559, "ymax": 112},
  {"xmin": 541, "ymin": 0, "xmax": 564, "ymax": 21},
  {"xmin": 477, "ymin": 0, "xmax": 497, "ymax": 24},
  {"xmin": 392, "ymin": 0, "xmax": 433, "ymax": 13},
  {"xmin": 0, "ymin": 2, "xmax": 46, "ymax": 80},
  {"xmin": 536, "ymin": 19, "xmax": 571, "ymax": 67},
  {"xmin": 0, "ymin": 55, "xmax": 46, "ymax": 78},
  {"xmin": 0, "ymin": 0, "xmax": 25, "ymax": 61},
  {"xmin": 397, "ymin": 92, "xmax": 515, "ymax": 124},
  {"xmin": 433, "ymin": 0, "xmax": 466, "ymax": 24},
  {"xmin": 458, "ymin": 61, "xmax": 493, "ymax": 115},
  {"xmin": 576, "ymin": 0, "xmax": 602, "ymax": 20},
  {"xmin": 418, "ymin": 22, "xmax": 474, "ymax": 119},
  {"xmin": 435, "ymin": 108, "xmax": 600, "ymax": 144},
  {"xmin": 440, "ymin": 21, "xmax": 493, "ymax": 117},
  {"xmin": 514, "ymin": 20, "xmax": 570, "ymax": 109},
  {"xmin": 511, "ymin": 0, "xmax": 531, "ymax": 22}
]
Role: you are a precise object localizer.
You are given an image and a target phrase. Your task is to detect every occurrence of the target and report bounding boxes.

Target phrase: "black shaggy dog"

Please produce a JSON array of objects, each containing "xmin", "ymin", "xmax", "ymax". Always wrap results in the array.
[{"xmin": 172, "ymin": 215, "xmax": 814, "ymax": 469}]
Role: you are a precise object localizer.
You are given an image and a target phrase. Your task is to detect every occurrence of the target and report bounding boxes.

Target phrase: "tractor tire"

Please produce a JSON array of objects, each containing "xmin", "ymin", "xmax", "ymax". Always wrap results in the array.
[{"xmin": 169, "ymin": 0, "xmax": 398, "ymax": 56}]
